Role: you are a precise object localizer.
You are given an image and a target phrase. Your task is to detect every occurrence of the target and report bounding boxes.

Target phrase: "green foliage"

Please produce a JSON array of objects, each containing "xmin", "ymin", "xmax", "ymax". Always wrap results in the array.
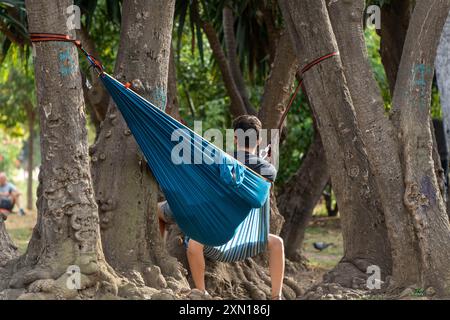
[
  {"xmin": 276, "ymin": 94, "xmax": 314, "ymax": 186},
  {"xmin": 176, "ymin": 25, "xmax": 229, "ymax": 131},
  {"xmin": 0, "ymin": 128, "xmax": 22, "ymax": 174},
  {"xmin": 79, "ymin": 0, "xmax": 121, "ymax": 74},
  {"xmin": 0, "ymin": 46, "xmax": 34, "ymax": 130},
  {"xmin": 0, "ymin": 0, "xmax": 27, "ymax": 61},
  {"xmin": 0, "ymin": 45, "xmax": 40, "ymax": 174},
  {"xmin": 431, "ymin": 83, "xmax": 442, "ymax": 120},
  {"xmin": 174, "ymin": 0, "xmax": 273, "ymax": 85},
  {"xmin": 365, "ymin": 28, "xmax": 391, "ymax": 110},
  {"xmin": 412, "ymin": 288, "xmax": 426, "ymax": 297}
]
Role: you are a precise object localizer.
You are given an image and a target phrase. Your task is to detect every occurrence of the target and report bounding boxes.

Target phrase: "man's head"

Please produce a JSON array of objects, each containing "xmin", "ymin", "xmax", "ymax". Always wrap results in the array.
[
  {"xmin": 0, "ymin": 172, "xmax": 7, "ymax": 186},
  {"xmin": 232, "ymin": 115, "xmax": 262, "ymax": 153}
]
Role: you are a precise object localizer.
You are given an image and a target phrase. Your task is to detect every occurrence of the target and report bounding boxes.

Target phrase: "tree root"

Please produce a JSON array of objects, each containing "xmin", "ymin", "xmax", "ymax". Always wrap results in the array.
[
  {"xmin": 165, "ymin": 226, "xmax": 304, "ymax": 300},
  {"xmin": 0, "ymin": 216, "xmax": 19, "ymax": 268}
]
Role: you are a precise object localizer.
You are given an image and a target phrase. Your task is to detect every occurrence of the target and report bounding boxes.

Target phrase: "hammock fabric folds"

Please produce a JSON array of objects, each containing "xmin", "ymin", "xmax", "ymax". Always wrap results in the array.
[
  {"xmin": 202, "ymin": 197, "xmax": 270, "ymax": 262},
  {"xmin": 100, "ymin": 73, "xmax": 271, "ymax": 249}
]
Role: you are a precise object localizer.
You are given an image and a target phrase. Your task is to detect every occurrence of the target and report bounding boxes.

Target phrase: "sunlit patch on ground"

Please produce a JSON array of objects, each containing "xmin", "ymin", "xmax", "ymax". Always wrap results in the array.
[{"xmin": 303, "ymin": 216, "xmax": 343, "ymax": 270}]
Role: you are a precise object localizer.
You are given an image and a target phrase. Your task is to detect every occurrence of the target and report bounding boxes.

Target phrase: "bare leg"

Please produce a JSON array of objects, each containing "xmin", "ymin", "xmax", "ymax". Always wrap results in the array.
[
  {"xmin": 11, "ymin": 193, "xmax": 25, "ymax": 215},
  {"xmin": 186, "ymin": 239, "xmax": 206, "ymax": 292},
  {"xmin": 267, "ymin": 234, "xmax": 285, "ymax": 299},
  {"xmin": 157, "ymin": 202, "xmax": 168, "ymax": 237}
]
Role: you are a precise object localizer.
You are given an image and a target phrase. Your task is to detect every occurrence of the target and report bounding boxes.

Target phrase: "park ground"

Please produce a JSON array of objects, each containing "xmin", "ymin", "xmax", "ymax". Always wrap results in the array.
[
  {"xmin": 4, "ymin": 200, "xmax": 435, "ymax": 300},
  {"xmin": 4, "ymin": 201, "xmax": 342, "ymax": 294}
]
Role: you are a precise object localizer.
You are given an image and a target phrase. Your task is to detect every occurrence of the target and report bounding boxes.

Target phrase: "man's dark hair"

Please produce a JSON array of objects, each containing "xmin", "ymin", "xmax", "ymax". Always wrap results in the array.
[{"xmin": 232, "ymin": 115, "xmax": 262, "ymax": 149}]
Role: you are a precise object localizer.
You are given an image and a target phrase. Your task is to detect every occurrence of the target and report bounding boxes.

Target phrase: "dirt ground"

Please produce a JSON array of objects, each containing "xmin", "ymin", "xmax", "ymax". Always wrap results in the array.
[{"xmin": 4, "ymin": 208, "xmax": 345, "ymax": 298}]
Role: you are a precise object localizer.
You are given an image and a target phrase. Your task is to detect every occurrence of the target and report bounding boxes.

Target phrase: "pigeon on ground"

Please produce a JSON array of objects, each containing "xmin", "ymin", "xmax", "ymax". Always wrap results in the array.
[{"xmin": 313, "ymin": 242, "xmax": 334, "ymax": 251}]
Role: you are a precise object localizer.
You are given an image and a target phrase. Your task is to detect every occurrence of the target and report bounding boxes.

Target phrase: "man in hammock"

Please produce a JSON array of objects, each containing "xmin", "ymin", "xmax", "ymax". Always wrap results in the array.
[{"xmin": 157, "ymin": 115, "xmax": 285, "ymax": 300}]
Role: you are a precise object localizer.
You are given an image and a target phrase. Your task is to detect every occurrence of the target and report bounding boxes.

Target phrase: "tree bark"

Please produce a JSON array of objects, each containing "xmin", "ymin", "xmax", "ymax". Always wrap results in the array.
[
  {"xmin": 379, "ymin": 0, "xmax": 413, "ymax": 96},
  {"xmin": 326, "ymin": 0, "xmax": 420, "ymax": 289},
  {"xmin": 166, "ymin": 45, "xmax": 181, "ymax": 120},
  {"xmin": 392, "ymin": 0, "xmax": 450, "ymax": 295},
  {"xmin": 5, "ymin": 0, "xmax": 119, "ymax": 297},
  {"xmin": 258, "ymin": 30, "xmax": 298, "ymax": 131},
  {"xmin": 278, "ymin": 131, "xmax": 329, "ymax": 261},
  {"xmin": 437, "ymin": 13, "xmax": 450, "ymax": 148},
  {"xmin": 436, "ymin": 11, "xmax": 450, "ymax": 216},
  {"xmin": 223, "ymin": 6, "xmax": 256, "ymax": 115},
  {"xmin": 0, "ymin": 215, "xmax": 18, "ymax": 267},
  {"xmin": 279, "ymin": 0, "xmax": 392, "ymax": 287},
  {"xmin": 26, "ymin": 102, "xmax": 35, "ymax": 211},
  {"xmin": 430, "ymin": 119, "xmax": 446, "ymax": 199},
  {"xmin": 91, "ymin": 0, "xmax": 186, "ymax": 288}
]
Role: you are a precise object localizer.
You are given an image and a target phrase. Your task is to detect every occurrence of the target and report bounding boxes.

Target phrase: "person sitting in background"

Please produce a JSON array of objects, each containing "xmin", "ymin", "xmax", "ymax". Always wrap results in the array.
[{"xmin": 0, "ymin": 172, "xmax": 25, "ymax": 216}]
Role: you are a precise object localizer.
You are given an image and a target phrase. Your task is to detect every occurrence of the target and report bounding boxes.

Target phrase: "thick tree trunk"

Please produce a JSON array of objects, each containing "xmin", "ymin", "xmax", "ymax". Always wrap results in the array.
[
  {"xmin": 326, "ymin": 0, "xmax": 420, "ymax": 289},
  {"xmin": 26, "ymin": 104, "xmax": 35, "ymax": 211},
  {"xmin": 91, "ymin": 0, "xmax": 186, "ymax": 289},
  {"xmin": 0, "ymin": 215, "xmax": 18, "ymax": 267},
  {"xmin": 392, "ymin": 0, "xmax": 450, "ymax": 296},
  {"xmin": 4, "ymin": 0, "xmax": 119, "ymax": 298},
  {"xmin": 379, "ymin": 0, "xmax": 413, "ymax": 95},
  {"xmin": 437, "ymin": 13, "xmax": 450, "ymax": 154},
  {"xmin": 279, "ymin": 0, "xmax": 392, "ymax": 287},
  {"xmin": 436, "ymin": 11, "xmax": 450, "ymax": 216},
  {"xmin": 278, "ymin": 132, "xmax": 328, "ymax": 261},
  {"xmin": 223, "ymin": 6, "xmax": 256, "ymax": 115}
]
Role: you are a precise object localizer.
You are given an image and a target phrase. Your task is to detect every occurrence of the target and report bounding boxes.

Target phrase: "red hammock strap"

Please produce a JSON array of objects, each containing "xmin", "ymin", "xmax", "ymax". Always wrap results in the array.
[
  {"xmin": 277, "ymin": 51, "xmax": 339, "ymax": 130},
  {"xmin": 29, "ymin": 33, "xmax": 104, "ymax": 74}
]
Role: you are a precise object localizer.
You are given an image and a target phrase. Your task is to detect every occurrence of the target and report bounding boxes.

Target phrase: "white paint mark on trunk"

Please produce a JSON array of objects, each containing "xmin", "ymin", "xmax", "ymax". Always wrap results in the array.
[{"xmin": 43, "ymin": 103, "xmax": 52, "ymax": 118}]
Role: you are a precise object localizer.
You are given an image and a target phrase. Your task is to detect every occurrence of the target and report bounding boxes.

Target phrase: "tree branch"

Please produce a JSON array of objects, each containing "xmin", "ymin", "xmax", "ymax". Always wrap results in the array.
[
  {"xmin": 258, "ymin": 30, "xmax": 298, "ymax": 130},
  {"xmin": 223, "ymin": 5, "xmax": 256, "ymax": 115},
  {"xmin": 201, "ymin": 20, "xmax": 247, "ymax": 117},
  {"xmin": 0, "ymin": 20, "xmax": 28, "ymax": 46}
]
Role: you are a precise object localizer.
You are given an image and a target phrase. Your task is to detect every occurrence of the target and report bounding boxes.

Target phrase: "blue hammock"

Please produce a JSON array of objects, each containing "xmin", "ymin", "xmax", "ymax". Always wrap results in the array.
[
  {"xmin": 100, "ymin": 73, "xmax": 271, "ymax": 258},
  {"xmin": 202, "ymin": 197, "xmax": 270, "ymax": 262}
]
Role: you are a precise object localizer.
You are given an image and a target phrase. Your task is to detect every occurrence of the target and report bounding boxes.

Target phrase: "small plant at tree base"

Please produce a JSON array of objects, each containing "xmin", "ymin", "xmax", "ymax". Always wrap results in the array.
[{"xmin": 412, "ymin": 288, "xmax": 426, "ymax": 297}]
